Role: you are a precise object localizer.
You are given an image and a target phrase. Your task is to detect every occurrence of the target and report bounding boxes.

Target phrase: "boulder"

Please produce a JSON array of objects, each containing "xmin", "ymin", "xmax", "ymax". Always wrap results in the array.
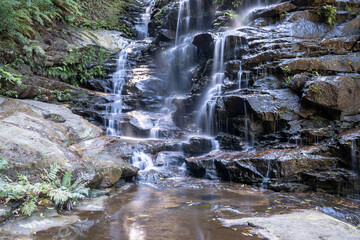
[
  {"xmin": 0, "ymin": 98, "xmax": 136, "ymax": 188},
  {"xmin": 302, "ymin": 76, "xmax": 360, "ymax": 117},
  {"xmin": 182, "ymin": 136, "xmax": 215, "ymax": 157},
  {"xmin": 219, "ymin": 210, "xmax": 360, "ymax": 240}
]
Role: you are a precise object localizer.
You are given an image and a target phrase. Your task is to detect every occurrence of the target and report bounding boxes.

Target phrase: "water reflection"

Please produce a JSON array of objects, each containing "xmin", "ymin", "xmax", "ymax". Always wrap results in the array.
[{"xmin": 35, "ymin": 180, "xmax": 360, "ymax": 240}]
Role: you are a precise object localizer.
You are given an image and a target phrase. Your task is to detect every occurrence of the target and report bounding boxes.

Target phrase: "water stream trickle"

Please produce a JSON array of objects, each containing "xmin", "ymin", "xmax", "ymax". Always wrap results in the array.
[
  {"xmin": 105, "ymin": 43, "xmax": 132, "ymax": 136},
  {"xmin": 136, "ymin": 0, "xmax": 156, "ymax": 39}
]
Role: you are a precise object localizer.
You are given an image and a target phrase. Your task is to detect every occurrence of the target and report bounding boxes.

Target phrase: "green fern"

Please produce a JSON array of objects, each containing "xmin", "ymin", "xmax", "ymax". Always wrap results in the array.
[
  {"xmin": 61, "ymin": 170, "xmax": 72, "ymax": 188},
  {"xmin": 21, "ymin": 197, "xmax": 38, "ymax": 216}
]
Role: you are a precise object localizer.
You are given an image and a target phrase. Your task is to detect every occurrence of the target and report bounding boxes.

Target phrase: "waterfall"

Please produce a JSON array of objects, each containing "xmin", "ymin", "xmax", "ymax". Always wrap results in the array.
[
  {"xmin": 132, "ymin": 151, "xmax": 154, "ymax": 171},
  {"xmin": 135, "ymin": 0, "xmax": 156, "ymax": 39},
  {"xmin": 197, "ymin": 34, "xmax": 227, "ymax": 136},
  {"xmin": 105, "ymin": 44, "xmax": 132, "ymax": 136},
  {"xmin": 175, "ymin": 0, "xmax": 191, "ymax": 45}
]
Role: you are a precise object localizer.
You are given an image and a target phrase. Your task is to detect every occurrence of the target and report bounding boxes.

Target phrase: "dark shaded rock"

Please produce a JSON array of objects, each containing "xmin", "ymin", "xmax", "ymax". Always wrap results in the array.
[
  {"xmin": 290, "ymin": 73, "xmax": 312, "ymax": 93},
  {"xmin": 302, "ymin": 170, "xmax": 358, "ymax": 194},
  {"xmin": 302, "ymin": 76, "xmax": 360, "ymax": 117},
  {"xmin": 216, "ymin": 133, "xmax": 244, "ymax": 150},
  {"xmin": 86, "ymin": 78, "xmax": 111, "ymax": 92},
  {"xmin": 268, "ymin": 183, "xmax": 313, "ymax": 192},
  {"xmin": 185, "ymin": 146, "xmax": 355, "ymax": 194},
  {"xmin": 182, "ymin": 136, "xmax": 214, "ymax": 157},
  {"xmin": 192, "ymin": 32, "xmax": 213, "ymax": 49}
]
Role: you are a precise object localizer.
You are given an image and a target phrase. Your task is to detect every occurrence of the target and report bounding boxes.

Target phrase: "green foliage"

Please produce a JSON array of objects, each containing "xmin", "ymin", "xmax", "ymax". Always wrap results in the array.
[
  {"xmin": 224, "ymin": 10, "xmax": 237, "ymax": 21},
  {"xmin": 280, "ymin": 66, "xmax": 291, "ymax": 74},
  {"xmin": 318, "ymin": 5, "xmax": 337, "ymax": 26},
  {"xmin": 0, "ymin": 0, "xmax": 82, "ymax": 43},
  {"xmin": 50, "ymin": 89, "xmax": 75, "ymax": 101},
  {"xmin": 0, "ymin": 66, "xmax": 22, "ymax": 84},
  {"xmin": 0, "ymin": 157, "xmax": 8, "ymax": 170},
  {"xmin": 280, "ymin": 66, "xmax": 292, "ymax": 86},
  {"xmin": 0, "ymin": 163, "xmax": 89, "ymax": 216},
  {"xmin": 45, "ymin": 48, "xmax": 109, "ymax": 86}
]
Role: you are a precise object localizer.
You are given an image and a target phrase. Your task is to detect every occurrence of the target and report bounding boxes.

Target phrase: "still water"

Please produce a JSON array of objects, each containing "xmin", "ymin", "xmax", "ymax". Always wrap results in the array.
[{"xmin": 36, "ymin": 178, "xmax": 360, "ymax": 240}]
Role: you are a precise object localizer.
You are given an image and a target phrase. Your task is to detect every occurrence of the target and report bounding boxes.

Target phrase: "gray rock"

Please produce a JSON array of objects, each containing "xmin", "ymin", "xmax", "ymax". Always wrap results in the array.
[{"xmin": 219, "ymin": 210, "xmax": 360, "ymax": 240}]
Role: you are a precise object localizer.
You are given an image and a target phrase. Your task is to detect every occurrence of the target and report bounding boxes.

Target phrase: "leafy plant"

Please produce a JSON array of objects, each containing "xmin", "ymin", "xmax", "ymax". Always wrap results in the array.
[
  {"xmin": 0, "ymin": 66, "xmax": 22, "ymax": 84},
  {"xmin": 318, "ymin": 5, "xmax": 337, "ymax": 26},
  {"xmin": 45, "ymin": 47, "xmax": 109, "ymax": 86},
  {"xmin": 224, "ymin": 10, "xmax": 237, "ymax": 21},
  {"xmin": 0, "ymin": 163, "xmax": 89, "ymax": 216},
  {"xmin": 51, "ymin": 89, "xmax": 75, "ymax": 101},
  {"xmin": 280, "ymin": 65, "xmax": 291, "ymax": 74},
  {"xmin": 280, "ymin": 66, "xmax": 292, "ymax": 87}
]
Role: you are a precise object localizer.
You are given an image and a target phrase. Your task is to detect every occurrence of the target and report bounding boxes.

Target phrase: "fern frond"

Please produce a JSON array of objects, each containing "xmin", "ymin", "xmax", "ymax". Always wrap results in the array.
[
  {"xmin": 61, "ymin": 170, "xmax": 72, "ymax": 188},
  {"xmin": 42, "ymin": 163, "xmax": 60, "ymax": 183},
  {"xmin": 48, "ymin": 187, "xmax": 72, "ymax": 205},
  {"xmin": 20, "ymin": 197, "xmax": 38, "ymax": 216}
]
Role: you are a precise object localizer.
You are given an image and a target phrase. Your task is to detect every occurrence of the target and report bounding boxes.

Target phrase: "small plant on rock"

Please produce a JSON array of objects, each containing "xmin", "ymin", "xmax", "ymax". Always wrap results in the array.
[
  {"xmin": 318, "ymin": 5, "xmax": 337, "ymax": 26},
  {"xmin": 0, "ymin": 163, "xmax": 89, "ymax": 216}
]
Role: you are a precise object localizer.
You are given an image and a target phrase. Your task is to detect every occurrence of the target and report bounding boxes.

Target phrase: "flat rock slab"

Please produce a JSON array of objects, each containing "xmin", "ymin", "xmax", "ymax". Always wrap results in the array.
[
  {"xmin": 219, "ymin": 210, "xmax": 360, "ymax": 240},
  {"xmin": 0, "ymin": 214, "xmax": 79, "ymax": 237}
]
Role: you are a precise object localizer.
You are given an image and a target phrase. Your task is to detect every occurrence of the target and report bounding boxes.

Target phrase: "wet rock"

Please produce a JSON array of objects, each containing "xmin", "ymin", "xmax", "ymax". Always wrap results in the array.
[
  {"xmin": 290, "ymin": 0, "xmax": 336, "ymax": 6},
  {"xmin": 326, "ymin": 15, "xmax": 360, "ymax": 38},
  {"xmin": 250, "ymin": 2, "xmax": 297, "ymax": 21},
  {"xmin": 290, "ymin": 73, "xmax": 312, "ymax": 93},
  {"xmin": 279, "ymin": 53, "xmax": 360, "ymax": 73},
  {"xmin": 216, "ymin": 133, "xmax": 244, "ymax": 150},
  {"xmin": 338, "ymin": 129, "xmax": 360, "ymax": 171},
  {"xmin": 245, "ymin": 89, "xmax": 302, "ymax": 121},
  {"xmin": 302, "ymin": 76, "xmax": 360, "ymax": 117},
  {"xmin": 185, "ymin": 146, "xmax": 351, "ymax": 194},
  {"xmin": 182, "ymin": 136, "xmax": 214, "ymax": 157},
  {"xmin": 155, "ymin": 151, "xmax": 186, "ymax": 166},
  {"xmin": 268, "ymin": 183, "xmax": 313, "ymax": 192},
  {"xmin": 219, "ymin": 210, "xmax": 360, "ymax": 240},
  {"xmin": 0, "ymin": 211, "xmax": 79, "ymax": 237},
  {"xmin": 192, "ymin": 32, "xmax": 213, "ymax": 49},
  {"xmin": 86, "ymin": 78, "xmax": 112, "ymax": 92},
  {"xmin": 253, "ymin": 76, "xmax": 282, "ymax": 90},
  {"xmin": 302, "ymin": 170, "xmax": 358, "ymax": 194}
]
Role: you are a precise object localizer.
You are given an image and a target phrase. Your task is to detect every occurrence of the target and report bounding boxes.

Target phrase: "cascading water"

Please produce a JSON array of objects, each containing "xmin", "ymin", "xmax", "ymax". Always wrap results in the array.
[
  {"xmin": 132, "ymin": 151, "xmax": 154, "ymax": 171},
  {"xmin": 199, "ymin": 35, "xmax": 226, "ymax": 136},
  {"xmin": 147, "ymin": 0, "xmax": 201, "ymax": 138},
  {"xmin": 135, "ymin": 0, "xmax": 156, "ymax": 39},
  {"xmin": 105, "ymin": 44, "xmax": 132, "ymax": 136}
]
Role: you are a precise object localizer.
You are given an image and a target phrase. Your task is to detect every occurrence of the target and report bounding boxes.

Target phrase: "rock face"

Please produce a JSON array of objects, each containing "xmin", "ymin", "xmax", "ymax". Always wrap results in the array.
[
  {"xmin": 155, "ymin": 0, "xmax": 360, "ymax": 194},
  {"xmin": 185, "ymin": 146, "xmax": 357, "ymax": 194},
  {"xmin": 219, "ymin": 210, "xmax": 360, "ymax": 240},
  {"xmin": 0, "ymin": 97, "xmax": 137, "ymax": 188}
]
